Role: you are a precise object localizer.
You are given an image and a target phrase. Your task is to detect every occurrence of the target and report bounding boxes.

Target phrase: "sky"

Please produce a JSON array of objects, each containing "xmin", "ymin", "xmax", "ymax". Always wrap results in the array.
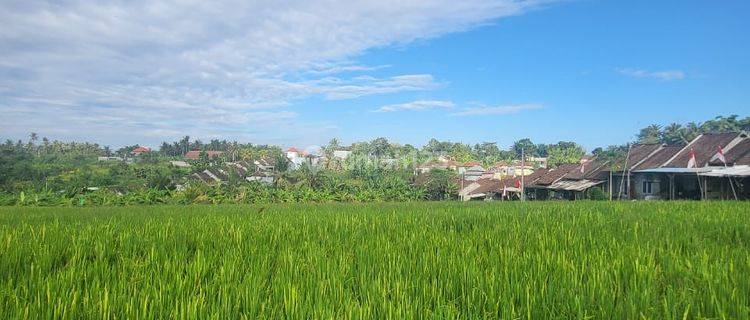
[{"xmin": 1, "ymin": 0, "xmax": 749, "ymax": 150}]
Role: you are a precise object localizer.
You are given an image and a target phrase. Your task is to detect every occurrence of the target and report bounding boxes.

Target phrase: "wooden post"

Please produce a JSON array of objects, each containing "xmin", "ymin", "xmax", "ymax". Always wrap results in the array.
[{"xmin": 609, "ymin": 170, "xmax": 613, "ymax": 201}]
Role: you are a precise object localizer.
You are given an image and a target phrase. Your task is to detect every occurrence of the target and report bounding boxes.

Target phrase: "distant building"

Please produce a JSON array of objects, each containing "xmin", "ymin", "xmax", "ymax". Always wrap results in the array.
[
  {"xmin": 458, "ymin": 164, "xmax": 485, "ymax": 182},
  {"xmin": 624, "ymin": 132, "xmax": 750, "ymax": 200},
  {"xmin": 246, "ymin": 171, "xmax": 275, "ymax": 185},
  {"xmin": 333, "ymin": 150, "xmax": 351, "ymax": 160},
  {"xmin": 169, "ymin": 160, "xmax": 191, "ymax": 168},
  {"xmin": 184, "ymin": 150, "xmax": 224, "ymax": 160},
  {"xmin": 98, "ymin": 156, "xmax": 123, "ymax": 162},
  {"xmin": 253, "ymin": 156, "xmax": 276, "ymax": 171},
  {"xmin": 286, "ymin": 147, "xmax": 300, "ymax": 159},
  {"xmin": 527, "ymin": 157, "xmax": 548, "ymax": 168},
  {"xmin": 417, "ymin": 158, "xmax": 460, "ymax": 173},
  {"xmin": 131, "ymin": 146, "xmax": 151, "ymax": 156}
]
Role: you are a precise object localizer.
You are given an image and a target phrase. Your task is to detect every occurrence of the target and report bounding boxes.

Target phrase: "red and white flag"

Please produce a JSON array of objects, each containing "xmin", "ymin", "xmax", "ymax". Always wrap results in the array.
[
  {"xmin": 716, "ymin": 147, "xmax": 726, "ymax": 164},
  {"xmin": 580, "ymin": 162, "xmax": 586, "ymax": 174},
  {"xmin": 514, "ymin": 179, "xmax": 522, "ymax": 189},
  {"xmin": 687, "ymin": 148, "xmax": 697, "ymax": 169}
]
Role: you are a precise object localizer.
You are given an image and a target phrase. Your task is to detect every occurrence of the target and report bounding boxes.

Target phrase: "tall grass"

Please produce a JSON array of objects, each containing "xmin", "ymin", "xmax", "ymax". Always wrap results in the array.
[{"xmin": 0, "ymin": 202, "xmax": 748, "ymax": 319}]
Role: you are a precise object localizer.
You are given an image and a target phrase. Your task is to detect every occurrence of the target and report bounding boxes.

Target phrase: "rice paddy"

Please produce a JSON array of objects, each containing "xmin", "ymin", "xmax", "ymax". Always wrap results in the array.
[{"xmin": 1, "ymin": 201, "xmax": 749, "ymax": 319}]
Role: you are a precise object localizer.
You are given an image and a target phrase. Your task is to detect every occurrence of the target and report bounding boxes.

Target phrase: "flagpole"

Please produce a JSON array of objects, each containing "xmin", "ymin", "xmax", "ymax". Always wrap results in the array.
[
  {"xmin": 618, "ymin": 144, "xmax": 632, "ymax": 200},
  {"xmin": 687, "ymin": 148, "xmax": 704, "ymax": 200},
  {"xmin": 695, "ymin": 171, "xmax": 704, "ymax": 200},
  {"xmin": 716, "ymin": 147, "xmax": 738, "ymax": 200}
]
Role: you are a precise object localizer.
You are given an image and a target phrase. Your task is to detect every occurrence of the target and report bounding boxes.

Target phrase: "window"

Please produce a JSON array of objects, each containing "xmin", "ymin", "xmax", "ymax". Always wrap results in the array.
[{"xmin": 642, "ymin": 181, "xmax": 653, "ymax": 194}]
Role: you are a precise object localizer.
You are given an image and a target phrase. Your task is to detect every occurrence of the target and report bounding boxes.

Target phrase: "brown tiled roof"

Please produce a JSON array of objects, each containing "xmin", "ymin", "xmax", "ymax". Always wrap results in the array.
[
  {"xmin": 468, "ymin": 179, "xmax": 502, "ymax": 195},
  {"xmin": 205, "ymin": 168, "xmax": 229, "ymax": 181},
  {"xmin": 254, "ymin": 156, "xmax": 276, "ymax": 167},
  {"xmin": 711, "ymin": 138, "xmax": 750, "ymax": 166},
  {"xmin": 226, "ymin": 163, "xmax": 248, "ymax": 176},
  {"xmin": 625, "ymin": 144, "xmax": 663, "ymax": 168},
  {"xmin": 565, "ymin": 157, "xmax": 610, "ymax": 181},
  {"xmin": 585, "ymin": 160, "xmax": 611, "ymax": 180},
  {"xmin": 665, "ymin": 133, "xmax": 740, "ymax": 168},
  {"xmin": 533, "ymin": 163, "xmax": 579, "ymax": 186},
  {"xmin": 735, "ymin": 152, "xmax": 750, "ymax": 166},
  {"xmin": 184, "ymin": 150, "xmax": 224, "ymax": 160},
  {"xmin": 521, "ymin": 168, "xmax": 549, "ymax": 185},
  {"xmin": 191, "ymin": 172, "xmax": 215, "ymax": 183},
  {"xmin": 633, "ymin": 145, "xmax": 685, "ymax": 170}
]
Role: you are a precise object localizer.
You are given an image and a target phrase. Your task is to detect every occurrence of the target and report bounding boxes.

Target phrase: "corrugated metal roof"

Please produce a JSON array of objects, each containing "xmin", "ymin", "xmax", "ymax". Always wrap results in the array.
[
  {"xmin": 699, "ymin": 166, "xmax": 750, "ymax": 177},
  {"xmin": 546, "ymin": 179, "xmax": 604, "ymax": 192},
  {"xmin": 633, "ymin": 167, "xmax": 712, "ymax": 174}
]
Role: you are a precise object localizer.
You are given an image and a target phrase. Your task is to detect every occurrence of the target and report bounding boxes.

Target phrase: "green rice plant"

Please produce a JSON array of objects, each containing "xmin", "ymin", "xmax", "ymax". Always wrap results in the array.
[{"xmin": 0, "ymin": 201, "xmax": 748, "ymax": 319}]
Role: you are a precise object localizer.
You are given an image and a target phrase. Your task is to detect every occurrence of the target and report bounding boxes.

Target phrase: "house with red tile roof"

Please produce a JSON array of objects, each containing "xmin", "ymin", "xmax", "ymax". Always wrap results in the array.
[{"xmin": 131, "ymin": 146, "xmax": 151, "ymax": 156}]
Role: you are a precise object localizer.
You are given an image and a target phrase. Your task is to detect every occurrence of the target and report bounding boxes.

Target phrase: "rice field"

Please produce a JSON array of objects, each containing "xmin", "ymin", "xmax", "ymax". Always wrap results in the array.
[{"xmin": 1, "ymin": 202, "xmax": 749, "ymax": 319}]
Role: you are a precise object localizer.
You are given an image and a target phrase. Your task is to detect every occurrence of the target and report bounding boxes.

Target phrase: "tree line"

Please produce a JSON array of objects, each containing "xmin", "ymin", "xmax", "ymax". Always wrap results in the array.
[{"xmin": 1, "ymin": 114, "xmax": 747, "ymax": 205}]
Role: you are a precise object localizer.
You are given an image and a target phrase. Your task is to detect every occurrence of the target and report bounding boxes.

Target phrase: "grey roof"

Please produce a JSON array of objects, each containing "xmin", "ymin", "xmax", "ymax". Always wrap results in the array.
[
  {"xmin": 699, "ymin": 165, "xmax": 750, "ymax": 177},
  {"xmin": 633, "ymin": 167, "xmax": 712, "ymax": 174},
  {"xmin": 546, "ymin": 179, "xmax": 605, "ymax": 192}
]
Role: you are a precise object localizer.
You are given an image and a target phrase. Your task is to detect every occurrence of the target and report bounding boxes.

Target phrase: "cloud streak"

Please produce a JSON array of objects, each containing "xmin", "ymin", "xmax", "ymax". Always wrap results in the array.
[
  {"xmin": 450, "ymin": 104, "xmax": 543, "ymax": 116},
  {"xmin": 617, "ymin": 68, "xmax": 686, "ymax": 81},
  {"xmin": 0, "ymin": 0, "xmax": 550, "ymax": 146},
  {"xmin": 374, "ymin": 100, "xmax": 455, "ymax": 112}
]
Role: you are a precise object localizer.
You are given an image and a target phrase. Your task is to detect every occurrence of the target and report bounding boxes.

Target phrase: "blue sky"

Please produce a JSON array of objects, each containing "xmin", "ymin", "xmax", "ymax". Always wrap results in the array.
[{"xmin": 1, "ymin": 0, "xmax": 748, "ymax": 150}]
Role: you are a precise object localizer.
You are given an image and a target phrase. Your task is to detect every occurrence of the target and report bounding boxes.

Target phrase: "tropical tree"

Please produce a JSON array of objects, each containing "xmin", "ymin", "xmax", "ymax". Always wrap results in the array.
[
  {"xmin": 547, "ymin": 141, "xmax": 585, "ymax": 167},
  {"xmin": 637, "ymin": 125, "xmax": 662, "ymax": 144},
  {"xmin": 512, "ymin": 138, "xmax": 537, "ymax": 159}
]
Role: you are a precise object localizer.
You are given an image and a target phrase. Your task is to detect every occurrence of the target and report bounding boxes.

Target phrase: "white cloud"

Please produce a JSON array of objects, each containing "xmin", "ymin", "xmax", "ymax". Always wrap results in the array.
[
  {"xmin": 450, "ymin": 104, "xmax": 543, "ymax": 116},
  {"xmin": 0, "ymin": 0, "xmax": 551, "ymax": 146},
  {"xmin": 617, "ymin": 68, "xmax": 686, "ymax": 81},
  {"xmin": 375, "ymin": 100, "xmax": 455, "ymax": 112}
]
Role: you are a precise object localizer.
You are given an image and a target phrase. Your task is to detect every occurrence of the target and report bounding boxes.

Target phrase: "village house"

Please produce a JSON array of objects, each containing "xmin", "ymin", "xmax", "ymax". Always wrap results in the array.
[
  {"xmin": 131, "ymin": 146, "xmax": 151, "ymax": 156},
  {"xmin": 286, "ymin": 147, "xmax": 300, "ymax": 159},
  {"xmin": 535, "ymin": 157, "xmax": 610, "ymax": 200},
  {"xmin": 98, "ymin": 156, "xmax": 124, "ymax": 162},
  {"xmin": 612, "ymin": 132, "xmax": 750, "ymax": 200},
  {"xmin": 459, "ymin": 168, "xmax": 550, "ymax": 201},
  {"xmin": 226, "ymin": 161, "xmax": 253, "ymax": 176},
  {"xmin": 488, "ymin": 161, "xmax": 534, "ymax": 179},
  {"xmin": 524, "ymin": 163, "xmax": 582, "ymax": 200},
  {"xmin": 169, "ymin": 160, "xmax": 191, "ymax": 168},
  {"xmin": 184, "ymin": 150, "xmax": 224, "ymax": 160},
  {"xmin": 189, "ymin": 168, "xmax": 230, "ymax": 184},
  {"xmin": 457, "ymin": 161, "xmax": 485, "ymax": 181},
  {"xmin": 333, "ymin": 149, "xmax": 351, "ymax": 160},
  {"xmin": 253, "ymin": 156, "xmax": 276, "ymax": 171},
  {"xmin": 246, "ymin": 171, "xmax": 275, "ymax": 185},
  {"xmin": 286, "ymin": 147, "xmax": 308, "ymax": 170},
  {"xmin": 417, "ymin": 157, "xmax": 460, "ymax": 173},
  {"xmin": 527, "ymin": 157, "xmax": 549, "ymax": 169}
]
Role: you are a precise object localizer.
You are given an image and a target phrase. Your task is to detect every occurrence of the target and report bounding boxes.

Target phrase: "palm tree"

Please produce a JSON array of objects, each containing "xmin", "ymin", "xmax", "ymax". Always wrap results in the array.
[
  {"xmin": 637, "ymin": 125, "xmax": 662, "ymax": 144},
  {"xmin": 27, "ymin": 132, "xmax": 38, "ymax": 154}
]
